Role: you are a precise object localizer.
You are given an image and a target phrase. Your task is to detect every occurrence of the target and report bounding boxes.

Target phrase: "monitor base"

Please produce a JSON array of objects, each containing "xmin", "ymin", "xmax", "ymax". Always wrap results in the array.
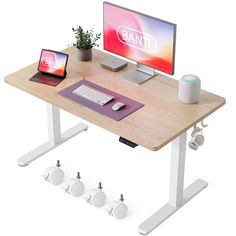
[
  {"xmin": 124, "ymin": 63, "xmax": 156, "ymax": 84},
  {"xmin": 124, "ymin": 71, "xmax": 155, "ymax": 84}
]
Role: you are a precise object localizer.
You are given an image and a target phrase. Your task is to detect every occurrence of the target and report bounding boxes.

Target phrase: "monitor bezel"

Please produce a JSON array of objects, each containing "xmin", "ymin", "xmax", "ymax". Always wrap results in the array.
[{"xmin": 103, "ymin": 1, "xmax": 177, "ymax": 75}]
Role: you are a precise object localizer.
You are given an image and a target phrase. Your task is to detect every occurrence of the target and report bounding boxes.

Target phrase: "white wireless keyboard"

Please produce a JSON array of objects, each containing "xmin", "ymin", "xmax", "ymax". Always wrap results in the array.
[{"xmin": 73, "ymin": 84, "xmax": 114, "ymax": 106}]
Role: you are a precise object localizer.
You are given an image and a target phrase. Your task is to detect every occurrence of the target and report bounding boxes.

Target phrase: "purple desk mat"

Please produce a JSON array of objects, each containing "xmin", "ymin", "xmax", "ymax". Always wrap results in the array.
[{"xmin": 58, "ymin": 79, "xmax": 144, "ymax": 121}]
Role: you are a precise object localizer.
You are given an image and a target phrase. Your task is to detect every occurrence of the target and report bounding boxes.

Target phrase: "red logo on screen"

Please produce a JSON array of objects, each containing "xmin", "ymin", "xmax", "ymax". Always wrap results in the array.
[
  {"xmin": 42, "ymin": 55, "xmax": 56, "ymax": 69},
  {"xmin": 117, "ymin": 26, "xmax": 157, "ymax": 53}
]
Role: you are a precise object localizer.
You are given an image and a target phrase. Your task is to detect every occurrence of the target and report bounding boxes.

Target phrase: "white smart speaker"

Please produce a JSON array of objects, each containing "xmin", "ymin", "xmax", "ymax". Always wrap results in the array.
[{"xmin": 178, "ymin": 75, "xmax": 201, "ymax": 104}]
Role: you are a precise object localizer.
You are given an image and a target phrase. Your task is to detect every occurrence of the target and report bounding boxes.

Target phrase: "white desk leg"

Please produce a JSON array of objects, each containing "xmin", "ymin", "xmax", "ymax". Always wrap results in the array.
[
  {"xmin": 138, "ymin": 132, "xmax": 208, "ymax": 235},
  {"xmin": 17, "ymin": 103, "xmax": 88, "ymax": 167}
]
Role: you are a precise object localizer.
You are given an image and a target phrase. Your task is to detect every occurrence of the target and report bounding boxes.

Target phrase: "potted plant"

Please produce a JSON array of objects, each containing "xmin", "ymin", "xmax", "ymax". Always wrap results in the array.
[{"xmin": 72, "ymin": 26, "xmax": 101, "ymax": 61}]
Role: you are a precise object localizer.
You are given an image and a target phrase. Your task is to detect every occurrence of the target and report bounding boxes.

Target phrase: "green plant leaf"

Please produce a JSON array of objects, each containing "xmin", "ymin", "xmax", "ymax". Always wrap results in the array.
[{"xmin": 72, "ymin": 25, "xmax": 101, "ymax": 50}]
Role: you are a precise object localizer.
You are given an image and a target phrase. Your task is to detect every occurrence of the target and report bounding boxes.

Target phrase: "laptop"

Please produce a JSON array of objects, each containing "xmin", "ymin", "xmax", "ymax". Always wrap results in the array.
[{"xmin": 30, "ymin": 49, "xmax": 69, "ymax": 86}]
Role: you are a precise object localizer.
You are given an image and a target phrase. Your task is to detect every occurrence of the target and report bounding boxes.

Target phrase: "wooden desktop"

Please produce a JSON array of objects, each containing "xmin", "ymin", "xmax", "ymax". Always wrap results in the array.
[{"xmin": 5, "ymin": 46, "xmax": 225, "ymax": 151}]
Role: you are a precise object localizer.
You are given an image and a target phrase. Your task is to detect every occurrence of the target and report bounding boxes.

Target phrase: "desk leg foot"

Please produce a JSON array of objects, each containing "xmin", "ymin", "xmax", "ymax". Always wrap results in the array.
[
  {"xmin": 138, "ymin": 179, "xmax": 208, "ymax": 235},
  {"xmin": 139, "ymin": 132, "xmax": 208, "ymax": 234},
  {"xmin": 18, "ymin": 104, "xmax": 88, "ymax": 166},
  {"xmin": 17, "ymin": 123, "xmax": 88, "ymax": 167}
]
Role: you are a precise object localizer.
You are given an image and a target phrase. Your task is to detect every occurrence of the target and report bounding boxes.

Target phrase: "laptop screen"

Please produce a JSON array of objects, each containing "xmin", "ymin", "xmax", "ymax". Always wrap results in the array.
[{"xmin": 38, "ymin": 49, "xmax": 69, "ymax": 77}]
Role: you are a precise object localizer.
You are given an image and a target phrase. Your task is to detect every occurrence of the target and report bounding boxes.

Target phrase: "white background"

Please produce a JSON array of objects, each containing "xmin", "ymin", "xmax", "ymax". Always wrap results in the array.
[{"xmin": 0, "ymin": 0, "xmax": 235, "ymax": 235}]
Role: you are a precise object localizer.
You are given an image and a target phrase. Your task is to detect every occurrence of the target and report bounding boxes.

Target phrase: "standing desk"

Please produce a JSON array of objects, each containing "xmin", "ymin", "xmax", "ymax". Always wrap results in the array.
[{"xmin": 4, "ymin": 46, "xmax": 226, "ymax": 234}]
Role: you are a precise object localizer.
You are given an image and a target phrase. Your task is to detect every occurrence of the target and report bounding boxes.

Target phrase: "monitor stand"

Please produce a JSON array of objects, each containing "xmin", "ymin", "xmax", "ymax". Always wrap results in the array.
[{"xmin": 124, "ymin": 63, "xmax": 156, "ymax": 84}]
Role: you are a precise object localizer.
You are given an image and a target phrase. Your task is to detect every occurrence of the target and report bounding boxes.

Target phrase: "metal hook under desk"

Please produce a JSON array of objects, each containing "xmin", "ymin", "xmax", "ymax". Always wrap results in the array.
[{"xmin": 201, "ymin": 120, "xmax": 208, "ymax": 128}]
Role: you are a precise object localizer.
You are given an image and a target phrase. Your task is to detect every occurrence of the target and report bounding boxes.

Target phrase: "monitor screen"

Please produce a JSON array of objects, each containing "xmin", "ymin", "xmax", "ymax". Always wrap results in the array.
[
  {"xmin": 38, "ymin": 49, "xmax": 69, "ymax": 77},
  {"xmin": 103, "ymin": 2, "xmax": 176, "ymax": 75}
]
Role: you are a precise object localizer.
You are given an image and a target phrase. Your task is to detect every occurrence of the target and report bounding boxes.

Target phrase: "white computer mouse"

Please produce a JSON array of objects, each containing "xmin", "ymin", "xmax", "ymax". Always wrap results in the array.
[{"xmin": 112, "ymin": 102, "xmax": 126, "ymax": 111}]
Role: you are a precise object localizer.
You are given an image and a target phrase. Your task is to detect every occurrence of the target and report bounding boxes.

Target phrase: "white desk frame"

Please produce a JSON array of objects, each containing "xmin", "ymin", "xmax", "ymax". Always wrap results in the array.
[
  {"xmin": 138, "ymin": 132, "xmax": 208, "ymax": 234},
  {"xmin": 5, "ymin": 46, "xmax": 225, "ymax": 234},
  {"xmin": 18, "ymin": 104, "xmax": 208, "ymax": 234},
  {"xmin": 17, "ymin": 103, "xmax": 88, "ymax": 167}
]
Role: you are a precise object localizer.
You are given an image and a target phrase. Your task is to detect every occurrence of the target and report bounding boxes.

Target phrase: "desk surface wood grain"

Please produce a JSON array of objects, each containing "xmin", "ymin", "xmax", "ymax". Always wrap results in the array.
[{"xmin": 5, "ymin": 47, "xmax": 226, "ymax": 151}]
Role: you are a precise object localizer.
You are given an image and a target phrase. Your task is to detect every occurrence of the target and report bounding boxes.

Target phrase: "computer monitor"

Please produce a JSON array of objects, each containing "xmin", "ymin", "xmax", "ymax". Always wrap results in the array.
[{"xmin": 103, "ymin": 2, "xmax": 177, "ymax": 84}]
